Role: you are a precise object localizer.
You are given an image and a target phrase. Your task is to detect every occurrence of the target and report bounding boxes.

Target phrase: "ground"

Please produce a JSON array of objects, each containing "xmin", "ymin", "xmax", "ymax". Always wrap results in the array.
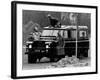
[{"xmin": 22, "ymin": 47, "xmax": 90, "ymax": 70}]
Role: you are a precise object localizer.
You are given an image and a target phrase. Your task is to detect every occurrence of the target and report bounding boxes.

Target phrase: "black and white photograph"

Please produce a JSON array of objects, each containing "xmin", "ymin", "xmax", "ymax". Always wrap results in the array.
[
  {"xmin": 23, "ymin": 10, "xmax": 91, "ymax": 69},
  {"xmin": 11, "ymin": 1, "xmax": 97, "ymax": 79}
]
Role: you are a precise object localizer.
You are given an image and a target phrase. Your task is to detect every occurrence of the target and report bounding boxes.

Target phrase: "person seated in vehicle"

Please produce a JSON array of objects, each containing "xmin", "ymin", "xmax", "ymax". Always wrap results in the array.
[{"xmin": 81, "ymin": 32, "xmax": 86, "ymax": 39}]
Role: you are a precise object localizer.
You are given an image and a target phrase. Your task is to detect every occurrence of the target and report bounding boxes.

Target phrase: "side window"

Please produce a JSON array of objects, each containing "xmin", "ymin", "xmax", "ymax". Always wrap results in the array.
[
  {"xmin": 79, "ymin": 30, "xmax": 86, "ymax": 38},
  {"xmin": 71, "ymin": 30, "xmax": 77, "ymax": 39},
  {"xmin": 63, "ymin": 30, "xmax": 68, "ymax": 39}
]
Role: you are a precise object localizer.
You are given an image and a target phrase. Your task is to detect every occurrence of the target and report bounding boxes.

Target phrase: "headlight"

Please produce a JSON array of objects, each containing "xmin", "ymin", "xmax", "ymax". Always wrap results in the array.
[{"xmin": 29, "ymin": 45, "xmax": 32, "ymax": 48}]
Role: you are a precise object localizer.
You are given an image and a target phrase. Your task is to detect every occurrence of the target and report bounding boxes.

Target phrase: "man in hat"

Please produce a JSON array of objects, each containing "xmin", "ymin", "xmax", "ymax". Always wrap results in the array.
[{"xmin": 47, "ymin": 14, "xmax": 61, "ymax": 28}]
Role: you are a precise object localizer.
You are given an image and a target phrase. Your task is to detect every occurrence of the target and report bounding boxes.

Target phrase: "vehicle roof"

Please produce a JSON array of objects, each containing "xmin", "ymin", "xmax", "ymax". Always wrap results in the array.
[{"xmin": 43, "ymin": 25, "xmax": 88, "ymax": 30}]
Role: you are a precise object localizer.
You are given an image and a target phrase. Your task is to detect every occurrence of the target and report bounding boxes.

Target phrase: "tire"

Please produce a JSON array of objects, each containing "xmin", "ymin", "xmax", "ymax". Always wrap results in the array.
[
  {"xmin": 50, "ymin": 57, "xmax": 55, "ymax": 62},
  {"xmin": 28, "ymin": 54, "xmax": 37, "ymax": 63}
]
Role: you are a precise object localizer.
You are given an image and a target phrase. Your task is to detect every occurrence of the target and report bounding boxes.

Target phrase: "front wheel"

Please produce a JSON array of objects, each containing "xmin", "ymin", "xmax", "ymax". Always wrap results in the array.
[
  {"xmin": 50, "ymin": 57, "xmax": 55, "ymax": 62},
  {"xmin": 28, "ymin": 54, "xmax": 37, "ymax": 63}
]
